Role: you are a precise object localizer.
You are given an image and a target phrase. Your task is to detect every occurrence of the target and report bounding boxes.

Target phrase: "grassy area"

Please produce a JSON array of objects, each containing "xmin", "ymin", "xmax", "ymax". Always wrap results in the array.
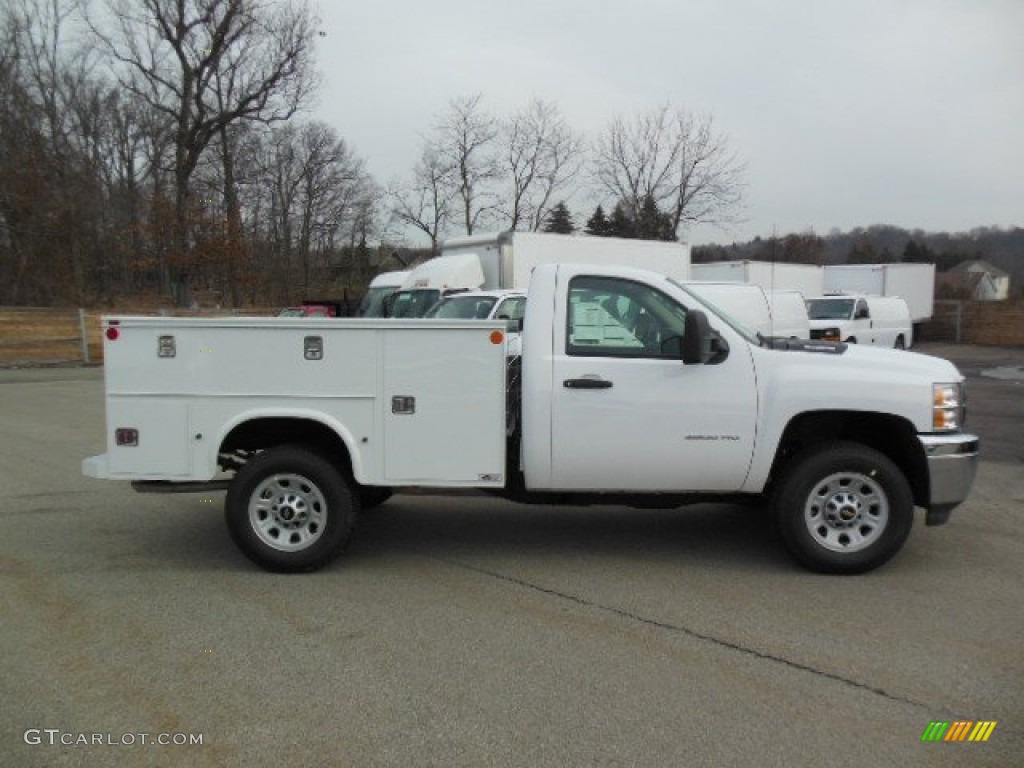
[{"xmin": 0, "ymin": 304, "xmax": 273, "ymax": 366}]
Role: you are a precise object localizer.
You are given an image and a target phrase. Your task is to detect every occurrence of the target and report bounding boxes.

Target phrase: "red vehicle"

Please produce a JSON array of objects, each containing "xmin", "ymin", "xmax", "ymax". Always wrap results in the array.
[{"xmin": 276, "ymin": 300, "xmax": 348, "ymax": 318}]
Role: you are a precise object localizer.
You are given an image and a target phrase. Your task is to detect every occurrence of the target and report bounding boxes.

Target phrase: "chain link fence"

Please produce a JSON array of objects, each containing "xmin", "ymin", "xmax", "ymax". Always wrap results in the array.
[{"xmin": 918, "ymin": 300, "xmax": 1024, "ymax": 346}]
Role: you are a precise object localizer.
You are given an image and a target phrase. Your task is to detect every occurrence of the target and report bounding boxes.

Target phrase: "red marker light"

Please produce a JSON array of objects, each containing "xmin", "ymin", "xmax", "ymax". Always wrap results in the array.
[
  {"xmin": 106, "ymin": 327, "xmax": 120, "ymax": 341},
  {"xmin": 489, "ymin": 331, "xmax": 504, "ymax": 345}
]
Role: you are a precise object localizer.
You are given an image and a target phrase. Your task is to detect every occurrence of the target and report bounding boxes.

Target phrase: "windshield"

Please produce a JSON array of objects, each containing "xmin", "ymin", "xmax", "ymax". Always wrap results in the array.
[
  {"xmin": 806, "ymin": 298, "xmax": 854, "ymax": 320},
  {"xmin": 387, "ymin": 289, "xmax": 441, "ymax": 318},
  {"xmin": 669, "ymin": 279, "xmax": 761, "ymax": 344},
  {"xmin": 357, "ymin": 286, "xmax": 394, "ymax": 318},
  {"xmin": 424, "ymin": 295, "xmax": 499, "ymax": 319}
]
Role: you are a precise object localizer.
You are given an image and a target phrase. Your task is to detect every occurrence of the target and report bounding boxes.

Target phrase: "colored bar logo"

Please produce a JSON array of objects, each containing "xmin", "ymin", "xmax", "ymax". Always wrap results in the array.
[{"xmin": 921, "ymin": 721, "xmax": 997, "ymax": 742}]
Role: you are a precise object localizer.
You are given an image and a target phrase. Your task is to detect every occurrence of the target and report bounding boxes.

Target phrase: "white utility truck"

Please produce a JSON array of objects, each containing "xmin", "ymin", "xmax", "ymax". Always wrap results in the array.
[
  {"xmin": 823, "ymin": 263, "xmax": 935, "ymax": 323},
  {"xmin": 83, "ymin": 263, "xmax": 978, "ymax": 575},
  {"xmin": 806, "ymin": 295, "xmax": 914, "ymax": 348},
  {"xmin": 385, "ymin": 231, "xmax": 690, "ymax": 317}
]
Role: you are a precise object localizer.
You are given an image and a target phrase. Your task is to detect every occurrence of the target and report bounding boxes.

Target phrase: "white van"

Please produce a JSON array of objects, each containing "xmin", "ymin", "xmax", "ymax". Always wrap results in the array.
[
  {"xmin": 806, "ymin": 294, "xmax": 913, "ymax": 348},
  {"xmin": 765, "ymin": 289, "xmax": 811, "ymax": 339},
  {"xmin": 687, "ymin": 283, "xmax": 810, "ymax": 339}
]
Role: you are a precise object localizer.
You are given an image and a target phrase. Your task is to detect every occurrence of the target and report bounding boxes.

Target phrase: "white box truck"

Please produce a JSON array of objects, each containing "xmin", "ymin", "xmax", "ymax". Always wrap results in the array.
[
  {"xmin": 691, "ymin": 261, "xmax": 824, "ymax": 298},
  {"xmin": 823, "ymin": 264, "xmax": 935, "ymax": 322},
  {"xmin": 84, "ymin": 263, "xmax": 978, "ymax": 576},
  {"xmin": 386, "ymin": 232, "xmax": 691, "ymax": 317}
]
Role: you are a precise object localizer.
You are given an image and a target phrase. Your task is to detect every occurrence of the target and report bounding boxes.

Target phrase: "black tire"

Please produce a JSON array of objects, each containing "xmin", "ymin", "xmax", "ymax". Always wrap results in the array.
[
  {"xmin": 225, "ymin": 445, "xmax": 358, "ymax": 572},
  {"xmin": 894, "ymin": 335, "xmax": 906, "ymax": 350},
  {"xmin": 846, "ymin": 337, "xmax": 857, "ymax": 344},
  {"xmin": 773, "ymin": 441, "xmax": 913, "ymax": 574},
  {"xmin": 358, "ymin": 487, "xmax": 393, "ymax": 512}
]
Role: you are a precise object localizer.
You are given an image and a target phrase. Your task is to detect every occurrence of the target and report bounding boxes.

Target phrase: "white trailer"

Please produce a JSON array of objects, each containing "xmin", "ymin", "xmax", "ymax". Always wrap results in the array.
[
  {"xmin": 691, "ymin": 261, "xmax": 824, "ymax": 298},
  {"xmin": 440, "ymin": 231, "xmax": 690, "ymax": 289},
  {"xmin": 387, "ymin": 232, "xmax": 691, "ymax": 318},
  {"xmin": 823, "ymin": 264, "xmax": 935, "ymax": 322}
]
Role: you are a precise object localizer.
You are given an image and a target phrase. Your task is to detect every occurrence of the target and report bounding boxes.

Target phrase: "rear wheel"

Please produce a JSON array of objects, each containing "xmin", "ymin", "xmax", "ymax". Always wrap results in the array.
[
  {"xmin": 894, "ymin": 335, "xmax": 906, "ymax": 349},
  {"xmin": 773, "ymin": 442, "xmax": 913, "ymax": 574},
  {"xmin": 226, "ymin": 445, "xmax": 357, "ymax": 572}
]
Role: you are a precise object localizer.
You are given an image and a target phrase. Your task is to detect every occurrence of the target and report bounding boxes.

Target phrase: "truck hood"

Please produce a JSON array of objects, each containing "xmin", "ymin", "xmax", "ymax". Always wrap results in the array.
[
  {"xmin": 764, "ymin": 339, "xmax": 962, "ymax": 382},
  {"xmin": 751, "ymin": 340, "xmax": 963, "ymax": 437},
  {"xmin": 807, "ymin": 318, "xmax": 852, "ymax": 329}
]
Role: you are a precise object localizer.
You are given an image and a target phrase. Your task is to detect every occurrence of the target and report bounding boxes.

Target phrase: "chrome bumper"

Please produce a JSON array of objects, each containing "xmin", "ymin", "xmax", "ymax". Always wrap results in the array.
[{"xmin": 919, "ymin": 434, "xmax": 980, "ymax": 525}]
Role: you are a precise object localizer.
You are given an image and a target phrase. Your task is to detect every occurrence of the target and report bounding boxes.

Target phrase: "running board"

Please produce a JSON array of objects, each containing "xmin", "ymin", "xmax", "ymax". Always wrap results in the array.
[{"xmin": 132, "ymin": 480, "xmax": 231, "ymax": 494}]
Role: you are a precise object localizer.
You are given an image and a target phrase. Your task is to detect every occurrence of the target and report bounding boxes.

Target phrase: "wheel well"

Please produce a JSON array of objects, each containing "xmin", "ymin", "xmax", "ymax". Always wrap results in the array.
[
  {"xmin": 770, "ymin": 411, "xmax": 929, "ymax": 508},
  {"xmin": 219, "ymin": 418, "xmax": 354, "ymax": 479}
]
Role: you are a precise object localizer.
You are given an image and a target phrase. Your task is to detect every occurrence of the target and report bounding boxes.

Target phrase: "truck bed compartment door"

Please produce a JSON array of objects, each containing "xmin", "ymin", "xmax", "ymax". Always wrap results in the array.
[{"xmin": 381, "ymin": 327, "xmax": 505, "ymax": 486}]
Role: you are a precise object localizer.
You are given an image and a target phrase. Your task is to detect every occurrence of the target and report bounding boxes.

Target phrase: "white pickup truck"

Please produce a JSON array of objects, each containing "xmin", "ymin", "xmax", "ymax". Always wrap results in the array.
[{"xmin": 83, "ymin": 263, "xmax": 978, "ymax": 575}]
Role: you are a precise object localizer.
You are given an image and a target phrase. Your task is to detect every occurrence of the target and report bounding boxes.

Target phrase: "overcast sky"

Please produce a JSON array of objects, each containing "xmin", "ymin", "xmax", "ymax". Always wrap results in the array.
[{"xmin": 312, "ymin": 0, "xmax": 1022, "ymax": 246}]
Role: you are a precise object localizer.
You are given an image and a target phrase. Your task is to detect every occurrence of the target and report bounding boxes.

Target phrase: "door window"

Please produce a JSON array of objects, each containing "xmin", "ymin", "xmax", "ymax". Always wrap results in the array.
[
  {"xmin": 566, "ymin": 276, "xmax": 687, "ymax": 358},
  {"xmin": 494, "ymin": 295, "xmax": 526, "ymax": 320}
]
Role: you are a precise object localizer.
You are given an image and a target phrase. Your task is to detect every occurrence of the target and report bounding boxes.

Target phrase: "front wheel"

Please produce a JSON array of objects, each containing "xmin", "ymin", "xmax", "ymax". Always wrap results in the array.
[
  {"xmin": 894, "ymin": 334, "xmax": 906, "ymax": 349},
  {"xmin": 773, "ymin": 442, "xmax": 913, "ymax": 574},
  {"xmin": 225, "ymin": 445, "xmax": 358, "ymax": 572}
]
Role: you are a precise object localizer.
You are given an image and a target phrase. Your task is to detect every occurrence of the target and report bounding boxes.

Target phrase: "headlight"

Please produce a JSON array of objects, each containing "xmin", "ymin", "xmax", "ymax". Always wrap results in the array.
[{"xmin": 933, "ymin": 382, "xmax": 965, "ymax": 431}]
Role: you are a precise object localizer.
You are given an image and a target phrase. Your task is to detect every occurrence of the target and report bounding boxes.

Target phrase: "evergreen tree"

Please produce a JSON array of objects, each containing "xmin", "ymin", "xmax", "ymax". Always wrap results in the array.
[
  {"xmin": 542, "ymin": 202, "xmax": 576, "ymax": 234},
  {"xmin": 902, "ymin": 239, "xmax": 934, "ymax": 263},
  {"xmin": 635, "ymin": 194, "xmax": 676, "ymax": 241},
  {"xmin": 607, "ymin": 202, "xmax": 635, "ymax": 238},
  {"xmin": 584, "ymin": 205, "xmax": 611, "ymax": 236}
]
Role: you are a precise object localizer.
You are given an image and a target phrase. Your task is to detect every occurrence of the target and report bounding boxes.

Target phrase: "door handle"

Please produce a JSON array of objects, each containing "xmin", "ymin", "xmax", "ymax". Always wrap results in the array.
[{"xmin": 563, "ymin": 377, "xmax": 613, "ymax": 389}]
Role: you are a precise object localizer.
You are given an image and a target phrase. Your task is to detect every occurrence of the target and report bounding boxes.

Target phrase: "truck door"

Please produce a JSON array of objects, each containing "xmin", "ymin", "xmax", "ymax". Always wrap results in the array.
[
  {"xmin": 854, "ymin": 298, "xmax": 876, "ymax": 344},
  {"xmin": 546, "ymin": 274, "xmax": 757, "ymax": 492}
]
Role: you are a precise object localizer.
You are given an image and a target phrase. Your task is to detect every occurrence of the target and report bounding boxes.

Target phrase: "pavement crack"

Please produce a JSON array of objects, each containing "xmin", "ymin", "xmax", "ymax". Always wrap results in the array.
[{"xmin": 434, "ymin": 555, "xmax": 931, "ymax": 711}]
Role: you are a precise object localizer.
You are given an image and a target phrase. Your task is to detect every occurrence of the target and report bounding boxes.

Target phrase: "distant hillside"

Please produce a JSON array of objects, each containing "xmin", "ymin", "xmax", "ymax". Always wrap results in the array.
[{"xmin": 694, "ymin": 225, "xmax": 1023, "ymax": 297}]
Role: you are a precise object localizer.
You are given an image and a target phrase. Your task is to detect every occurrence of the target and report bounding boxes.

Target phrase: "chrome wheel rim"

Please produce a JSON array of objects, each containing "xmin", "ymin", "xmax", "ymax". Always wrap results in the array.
[
  {"xmin": 248, "ymin": 473, "xmax": 327, "ymax": 552},
  {"xmin": 804, "ymin": 472, "xmax": 889, "ymax": 553}
]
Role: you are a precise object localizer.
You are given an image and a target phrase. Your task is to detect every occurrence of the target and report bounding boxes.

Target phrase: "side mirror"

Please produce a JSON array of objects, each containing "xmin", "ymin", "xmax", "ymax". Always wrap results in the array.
[
  {"xmin": 855, "ymin": 306, "xmax": 869, "ymax": 319},
  {"xmin": 682, "ymin": 310, "xmax": 729, "ymax": 365},
  {"xmin": 504, "ymin": 317, "xmax": 523, "ymax": 333}
]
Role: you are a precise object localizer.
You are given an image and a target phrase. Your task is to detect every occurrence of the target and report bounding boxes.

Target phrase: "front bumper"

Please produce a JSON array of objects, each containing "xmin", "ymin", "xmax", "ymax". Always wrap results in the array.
[{"xmin": 919, "ymin": 433, "xmax": 980, "ymax": 525}]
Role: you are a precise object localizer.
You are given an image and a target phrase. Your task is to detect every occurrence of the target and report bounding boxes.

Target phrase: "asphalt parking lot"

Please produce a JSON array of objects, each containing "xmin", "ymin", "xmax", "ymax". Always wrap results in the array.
[{"xmin": 1, "ymin": 342, "xmax": 1022, "ymax": 767}]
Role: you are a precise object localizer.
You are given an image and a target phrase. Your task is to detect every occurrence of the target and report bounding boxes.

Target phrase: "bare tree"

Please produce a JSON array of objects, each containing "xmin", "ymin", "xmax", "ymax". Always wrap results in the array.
[
  {"xmin": 0, "ymin": 0, "xmax": 104, "ymax": 304},
  {"xmin": 503, "ymin": 99, "xmax": 584, "ymax": 232},
  {"xmin": 255, "ymin": 122, "xmax": 376, "ymax": 300},
  {"xmin": 435, "ymin": 94, "xmax": 502, "ymax": 235},
  {"xmin": 91, "ymin": 0, "xmax": 319, "ymax": 303},
  {"xmin": 593, "ymin": 104, "xmax": 745, "ymax": 236},
  {"xmin": 388, "ymin": 144, "xmax": 455, "ymax": 255}
]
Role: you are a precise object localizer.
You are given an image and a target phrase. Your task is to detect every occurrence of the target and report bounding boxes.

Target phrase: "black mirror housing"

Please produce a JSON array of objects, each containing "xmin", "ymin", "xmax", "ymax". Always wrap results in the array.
[{"xmin": 683, "ymin": 309, "xmax": 729, "ymax": 365}]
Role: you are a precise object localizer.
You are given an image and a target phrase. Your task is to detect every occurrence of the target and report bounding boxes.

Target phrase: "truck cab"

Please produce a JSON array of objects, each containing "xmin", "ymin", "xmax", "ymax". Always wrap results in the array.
[{"xmin": 356, "ymin": 270, "xmax": 409, "ymax": 318}]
